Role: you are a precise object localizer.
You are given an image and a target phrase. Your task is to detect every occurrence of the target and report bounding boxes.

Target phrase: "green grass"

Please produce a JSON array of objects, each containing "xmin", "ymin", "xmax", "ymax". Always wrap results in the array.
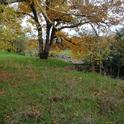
[{"xmin": 0, "ymin": 52, "xmax": 124, "ymax": 124}]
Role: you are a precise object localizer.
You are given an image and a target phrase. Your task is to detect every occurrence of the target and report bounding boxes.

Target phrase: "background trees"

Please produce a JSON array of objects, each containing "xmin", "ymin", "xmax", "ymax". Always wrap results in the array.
[
  {"xmin": 104, "ymin": 28, "xmax": 124, "ymax": 78},
  {"xmin": 0, "ymin": 4, "xmax": 26, "ymax": 53},
  {"xmin": 1, "ymin": 0, "xmax": 123, "ymax": 59},
  {"xmin": 0, "ymin": 0, "xmax": 123, "ymax": 77}
]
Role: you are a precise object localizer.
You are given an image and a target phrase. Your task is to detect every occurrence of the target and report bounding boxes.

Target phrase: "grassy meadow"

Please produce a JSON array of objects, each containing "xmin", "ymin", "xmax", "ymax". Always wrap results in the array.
[{"xmin": 0, "ymin": 52, "xmax": 124, "ymax": 124}]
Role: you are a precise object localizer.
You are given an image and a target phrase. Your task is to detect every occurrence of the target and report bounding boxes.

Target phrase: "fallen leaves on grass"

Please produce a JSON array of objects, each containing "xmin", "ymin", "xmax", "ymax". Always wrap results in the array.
[
  {"xmin": 0, "ymin": 88, "xmax": 6, "ymax": 96},
  {"xmin": 4, "ymin": 105, "xmax": 42, "ymax": 124},
  {"xmin": 49, "ymin": 95, "xmax": 70, "ymax": 102},
  {"xmin": 10, "ymin": 82, "xmax": 18, "ymax": 88},
  {"xmin": 25, "ymin": 65, "xmax": 39, "ymax": 81},
  {"xmin": 90, "ymin": 86, "xmax": 107, "ymax": 97},
  {"xmin": 64, "ymin": 66, "xmax": 76, "ymax": 71},
  {"xmin": 90, "ymin": 86, "xmax": 118, "ymax": 115},
  {"xmin": 81, "ymin": 112, "xmax": 95, "ymax": 124},
  {"xmin": 97, "ymin": 96, "xmax": 117, "ymax": 115},
  {"xmin": 0, "ymin": 71, "xmax": 13, "ymax": 82}
]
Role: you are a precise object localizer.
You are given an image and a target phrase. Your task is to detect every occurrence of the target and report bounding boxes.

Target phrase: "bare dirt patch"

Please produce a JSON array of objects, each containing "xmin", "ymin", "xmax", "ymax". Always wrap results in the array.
[
  {"xmin": 0, "ymin": 71, "xmax": 13, "ymax": 82},
  {"xmin": 64, "ymin": 65, "xmax": 86, "ymax": 71},
  {"xmin": 64, "ymin": 66, "xmax": 76, "ymax": 71},
  {"xmin": 0, "ymin": 88, "xmax": 6, "ymax": 96}
]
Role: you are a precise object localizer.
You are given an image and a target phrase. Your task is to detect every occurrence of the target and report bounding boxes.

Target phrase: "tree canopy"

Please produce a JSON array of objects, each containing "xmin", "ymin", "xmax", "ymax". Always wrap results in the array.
[{"xmin": 0, "ymin": 0, "xmax": 124, "ymax": 59}]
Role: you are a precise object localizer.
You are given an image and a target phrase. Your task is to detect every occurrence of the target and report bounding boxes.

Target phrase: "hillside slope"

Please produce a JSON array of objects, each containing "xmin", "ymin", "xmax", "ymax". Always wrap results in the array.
[{"xmin": 0, "ymin": 52, "xmax": 124, "ymax": 124}]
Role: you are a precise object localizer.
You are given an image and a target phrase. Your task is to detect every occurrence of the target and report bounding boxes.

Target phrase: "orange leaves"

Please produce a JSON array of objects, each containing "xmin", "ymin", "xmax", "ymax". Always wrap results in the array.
[
  {"xmin": 45, "ymin": 0, "xmax": 72, "ymax": 22},
  {"xmin": 54, "ymin": 31, "xmax": 113, "ymax": 60},
  {"xmin": 0, "ymin": 71, "xmax": 13, "ymax": 82},
  {"xmin": 55, "ymin": 31, "xmax": 67, "ymax": 37},
  {"xmin": 80, "ymin": 4, "xmax": 107, "ymax": 22},
  {"xmin": 71, "ymin": 1, "xmax": 108, "ymax": 23},
  {"xmin": 26, "ymin": 39, "xmax": 38, "ymax": 49},
  {"xmin": 25, "ymin": 39, "xmax": 38, "ymax": 55},
  {"xmin": 54, "ymin": 31, "xmax": 89, "ymax": 59},
  {"xmin": 18, "ymin": 2, "xmax": 31, "ymax": 13},
  {"xmin": 47, "ymin": 9, "xmax": 72, "ymax": 22},
  {"xmin": 52, "ymin": 44, "xmax": 62, "ymax": 52},
  {"xmin": 0, "ymin": 89, "xmax": 6, "ymax": 96}
]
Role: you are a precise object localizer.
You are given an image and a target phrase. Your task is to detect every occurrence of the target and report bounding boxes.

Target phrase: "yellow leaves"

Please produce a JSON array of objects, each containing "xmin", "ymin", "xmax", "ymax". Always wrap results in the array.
[
  {"xmin": 0, "ymin": 41, "xmax": 16, "ymax": 51},
  {"xmin": 71, "ymin": 36, "xmax": 81, "ymax": 45},
  {"xmin": 26, "ymin": 39, "xmax": 38, "ymax": 49},
  {"xmin": 48, "ymin": 0, "xmax": 68, "ymax": 10},
  {"xmin": 55, "ymin": 31, "xmax": 67, "ymax": 37},
  {"xmin": 18, "ymin": 0, "xmax": 42, "ymax": 14},
  {"xmin": 0, "ymin": 23, "xmax": 24, "ymax": 52},
  {"xmin": 55, "ymin": 32, "xmax": 88, "ymax": 59},
  {"xmin": 18, "ymin": 2, "xmax": 31, "ymax": 13},
  {"xmin": 77, "ymin": 3, "xmax": 108, "ymax": 23},
  {"xmin": 0, "ymin": 5, "xmax": 21, "ymax": 34},
  {"xmin": 55, "ymin": 33, "xmax": 113, "ymax": 61},
  {"xmin": 0, "ymin": 6, "xmax": 17, "ymax": 24},
  {"xmin": 47, "ymin": 9, "xmax": 72, "ymax": 22},
  {"xmin": 25, "ymin": 39, "xmax": 38, "ymax": 55},
  {"xmin": 44, "ymin": 0, "xmax": 72, "ymax": 22},
  {"xmin": 51, "ymin": 44, "xmax": 62, "ymax": 52}
]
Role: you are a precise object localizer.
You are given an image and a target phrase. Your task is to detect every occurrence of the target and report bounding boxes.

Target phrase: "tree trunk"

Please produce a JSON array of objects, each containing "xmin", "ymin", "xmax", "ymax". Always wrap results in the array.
[
  {"xmin": 117, "ymin": 66, "xmax": 120, "ymax": 78},
  {"xmin": 37, "ymin": 24, "xmax": 44, "ymax": 59},
  {"xmin": 38, "ymin": 25, "xmax": 56, "ymax": 59},
  {"xmin": 91, "ymin": 63, "xmax": 95, "ymax": 72},
  {"xmin": 30, "ymin": 1, "xmax": 56, "ymax": 59},
  {"xmin": 30, "ymin": 2, "xmax": 46, "ymax": 59},
  {"xmin": 40, "ymin": 26, "xmax": 56, "ymax": 59},
  {"xmin": 39, "ymin": 51, "xmax": 49, "ymax": 59}
]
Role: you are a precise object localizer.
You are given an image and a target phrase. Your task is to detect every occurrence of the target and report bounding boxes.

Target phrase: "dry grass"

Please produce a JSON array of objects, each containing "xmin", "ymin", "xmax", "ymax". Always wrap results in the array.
[{"xmin": 0, "ymin": 71, "xmax": 13, "ymax": 82}]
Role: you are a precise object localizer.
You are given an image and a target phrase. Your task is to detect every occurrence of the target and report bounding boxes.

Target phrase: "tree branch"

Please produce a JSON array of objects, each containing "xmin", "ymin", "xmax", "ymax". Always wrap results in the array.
[
  {"xmin": 34, "ymin": 0, "xmax": 52, "ymax": 24},
  {"xmin": 90, "ymin": 23, "xmax": 99, "ymax": 38},
  {"xmin": 58, "ymin": 21, "xmax": 89, "ymax": 30},
  {"xmin": 43, "ymin": 3, "xmax": 89, "ymax": 18},
  {"xmin": 16, "ymin": 11, "xmax": 35, "ymax": 20}
]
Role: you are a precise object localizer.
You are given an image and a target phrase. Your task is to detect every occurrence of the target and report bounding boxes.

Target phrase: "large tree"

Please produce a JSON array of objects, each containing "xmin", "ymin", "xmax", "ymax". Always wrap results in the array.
[{"xmin": 0, "ymin": 0, "xmax": 123, "ymax": 59}]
